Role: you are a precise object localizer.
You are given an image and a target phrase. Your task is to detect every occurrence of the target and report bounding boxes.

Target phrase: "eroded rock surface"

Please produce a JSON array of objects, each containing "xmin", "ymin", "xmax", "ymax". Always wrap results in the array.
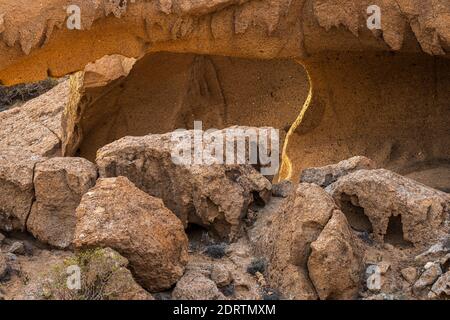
[
  {"xmin": 0, "ymin": 80, "xmax": 68, "ymax": 157},
  {"xmin": 250, "ymin": 183, "xmax": 364, "ymax": 300},
  {"xmin": 172, "ymin": 271, "xmax": 226, "ymax": 300},
  {"xmin": 27, "ymin": 157, "xmax": 97, "ymax": 248},
  {"xmin": 0, "ymin": 0, "xmax": 449, "ymax": 85},
  {"xmin": 308, "ymin": 211, "xmax": 363, "ymax": 300},
  {"xmin": 300, "ymin": 156, "xmax": 377, "ymax": 188},
  {"xmin": 73, "ymin": 176, "xmax": 189, "ymax": 292},
  {"xmin": 327, "ymin": 169, "xmax": 450, "ymax": 246},
  {"xmin": 96, "ymin": 129, "xmax": 272, "ymax": 240},
  {"xmin": 0, "ymin": 148, "xmax": 44, "ymax": 232}
]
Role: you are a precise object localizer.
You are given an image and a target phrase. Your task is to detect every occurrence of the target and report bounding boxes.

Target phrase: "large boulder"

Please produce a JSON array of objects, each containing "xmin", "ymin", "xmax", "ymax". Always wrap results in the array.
[
  {"xmin": 0, "ymin": 148, "xmax": 44, "ymax": 231},
  {"xmin": 250, "ymin": 183, "xmax": 363, "ymax": 300},
  {"xmin": 308, "ymin": 211, "xmax": 363, "ymax": 300},
  {"xmin": 96, "ymin": 129, "xmax": 272, "ymax": 240},
  {"xmin": 326, "ymin": 169, "xmax": 450, "ymax": 246},
  {"xmin": 26, "ymin": 157, "xmax": 97, "ymax": 248},
  {"xmin": 300, "ymin": 156, "xmax": 377, "ymax": 188},
  {"xmin": 0, "ymin": 80, "xmax": 68, "ymax": 157},
  {"xmin": 73, "ymin": 176, "xmax": 189, "ymax": 292},
  {"xmin": 250, "ymin": 183, "xmax": 338, "ymax": 300}
]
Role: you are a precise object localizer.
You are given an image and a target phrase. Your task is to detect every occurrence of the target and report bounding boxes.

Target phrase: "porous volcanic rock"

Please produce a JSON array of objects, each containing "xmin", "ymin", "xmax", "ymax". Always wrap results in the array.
[
  {"xmin": 172, "ymin": 270, "xmax": 225, "ymax": 300},
  {"xmin": 1, "ymin": 0, "xmax": 449, "ymax": 85},
  {"xmin": 73, "ymin": 176, "xmax": 189, "ymax": 292},
  {"xmin": 96, "ymin": 129, "xmax": 272, "ymax": 240},
  {"xmin": 0, "ymin": 80, "xmax": 68, "ymax": 157},
  {"xmin": 300, "ymin": 156, "xmax": 377, "ymax": 188},
  {"xmin": 327, "ymin": 169, "xmax": 450, "ymax": 246},
  {"xmin": 250, "ymin": 183, "xmax": 340, "ymax": 299},
  {"xmin": 0, "ymin": 148, "xmax": 44, "ymax": 232},
  {"xmin": 27, "ymin": 157, "xmax": 97, "ymax": 248},
  {"xmin": 308, "ymin": 211, "xmax": 363, "ymax": 300}
]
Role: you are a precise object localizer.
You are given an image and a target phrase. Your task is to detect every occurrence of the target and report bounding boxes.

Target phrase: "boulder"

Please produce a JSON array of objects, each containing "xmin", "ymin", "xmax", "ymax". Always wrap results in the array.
[
  {"xmin": 73, "ymin": 177, "xmax": 188, "ymax": 292},
  {"xmin": 172, "ymin": 271, "xmax": 225, "ymax": 300},
  {"xmin": 0, "ymin": 80, "xmax": 68, "ymax": 157},
  {"xmin": 308, "ymin": 211, "xmax": 363, "ymax": 300},
  {"xmin": 300, "ymin": 156, "xmax": 377, "ymax": 187},
  {"xmin": 327, "ymin": 169, "xmax": 450, "ymax": 246},
  {"xmin": 250, "ymin": 183, "xmax": 339, "ymax": 300},
  {"xmin": 0, "ymin": 148, "xmax": 44, "ymax": 231},
  {"xmin": 96, "ymin": 129, "xmax": 272, "ymax": 240},
  {"xmin": 27, "ymin": 157, "xmax": 97, "ymax": 248}
]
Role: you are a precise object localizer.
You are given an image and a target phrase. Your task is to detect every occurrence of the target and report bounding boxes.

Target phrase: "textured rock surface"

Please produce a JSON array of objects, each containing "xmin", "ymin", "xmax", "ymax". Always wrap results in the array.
[
  {"xmin": 96, "ymin": 129, "xmax": 272, "ymax": 240},
  {"xmin": 0, "ymin": 80, "xmax": 68, "ymax": 157},
  {"xmin": 327, "ymin": 169, "xmax": 450, "ymax": 246},
  {"xmin": 250, "ymin": 183, "xmax": 363, "ymax": 300},
  {"xmin": 73, "ymin": 177, "xmax": 189, "ymax": 292},
  {"xmin": 300, "ymin": 156, "xmax": 377, "ymax": 187},
  {"xmin": 250, "ymin": 183, "xmax": 338, "ymax": 299},
  {"xmin": 172, "ymin": 271, "xmax": 225, "ymax": 300},
  {"xmin": 429, "ymin": 272, "xmax": 450, "ymax": 299},
  {"xmin": 0, "ymin": 252, "xmax": 8, "ymax": 280},
  {"xmin": 0, "ymin": 0, "xmax": 449, "ymax": 85},
  {"xmin": 0, "ymin": 148, "xmax": 44, "ymax": 231},
  {"xmin": 61, "ymin": 53, "xmax": 305, "ymax": 162},
  {"xmin": 413, "ymin": 262, "xmax": 442, "ymax": 295},
  {"xmin": 308, "ymin": 211, "xmax": 363, "ymax": 300},
  {"xmin": 181, "ymin": 240, "xmax": 261, "ymax": 300},
  {"xmin": 27, "ymin": 157, "xmax": 97, "ymax": 248}
]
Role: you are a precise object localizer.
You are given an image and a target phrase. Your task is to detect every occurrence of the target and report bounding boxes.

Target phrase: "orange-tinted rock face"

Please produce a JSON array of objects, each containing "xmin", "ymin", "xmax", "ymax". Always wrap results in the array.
[
  {"xmin": 0, "ymin": 0, "xmax": 449, "ymax": 188},
  {"xmin": 0, "ymin": 0, "xmax": 449, "ymax": 85}
]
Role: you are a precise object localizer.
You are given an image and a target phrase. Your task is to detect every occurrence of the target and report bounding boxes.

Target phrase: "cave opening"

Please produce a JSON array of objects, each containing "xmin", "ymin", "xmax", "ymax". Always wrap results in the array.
[
  {"xmin": 384, "ymin": 215, "xmax": 413, "ymax": 248},
  {"xmin": 61, "ymin": 51, "xmax": 450, "ymax": 189},
  {"xmin": 339, "ymin": 194, "xmax": 373, "ymax": 234}
]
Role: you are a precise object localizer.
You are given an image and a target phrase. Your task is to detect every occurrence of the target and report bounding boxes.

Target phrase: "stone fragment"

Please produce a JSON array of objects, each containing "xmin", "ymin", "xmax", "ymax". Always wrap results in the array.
[
  {"xmin": 8, "ymin": 241, "xmax": 25, "ymax": 255},
  {"xmin": 210, "ymin": 264, "xmax": 232, "ymax": 287},
  {"xmin": 401, "ymin": 267, "xmax": 418, "ymax": 284},
  {"xmin": 429, "ymin": 272, "xmax": 450, "ymax": 298},
  {"xmin": 271, "ymin": 180, "xmax": 293, "ymax": 198},
  {"xmin": 413, "ymin": 262, "xmax": 442, "ymax": 295}
]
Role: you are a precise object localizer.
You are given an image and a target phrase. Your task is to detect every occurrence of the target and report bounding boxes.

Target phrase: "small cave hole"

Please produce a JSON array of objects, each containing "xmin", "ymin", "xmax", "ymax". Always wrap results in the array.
[
  {"xmin": 384, "ymin": 215, "xmax": 413, "ymax": 248},
  {"xmin": 185, "ymin": 223, "xmax": 212, "ymax": 251},
  {"xmin": 251, "ymin": 191, "xmax": 266, "ymax": 208},
  {"xmin": 340, "ymin": 194, "xmax": 373, "ymax": 233}
]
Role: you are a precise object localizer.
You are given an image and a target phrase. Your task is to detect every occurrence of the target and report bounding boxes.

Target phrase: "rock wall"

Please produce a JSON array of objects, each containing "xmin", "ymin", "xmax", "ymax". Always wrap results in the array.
[{"xmin": 0, "ymin": 0, "xmax": 449, "ymax": 85}]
